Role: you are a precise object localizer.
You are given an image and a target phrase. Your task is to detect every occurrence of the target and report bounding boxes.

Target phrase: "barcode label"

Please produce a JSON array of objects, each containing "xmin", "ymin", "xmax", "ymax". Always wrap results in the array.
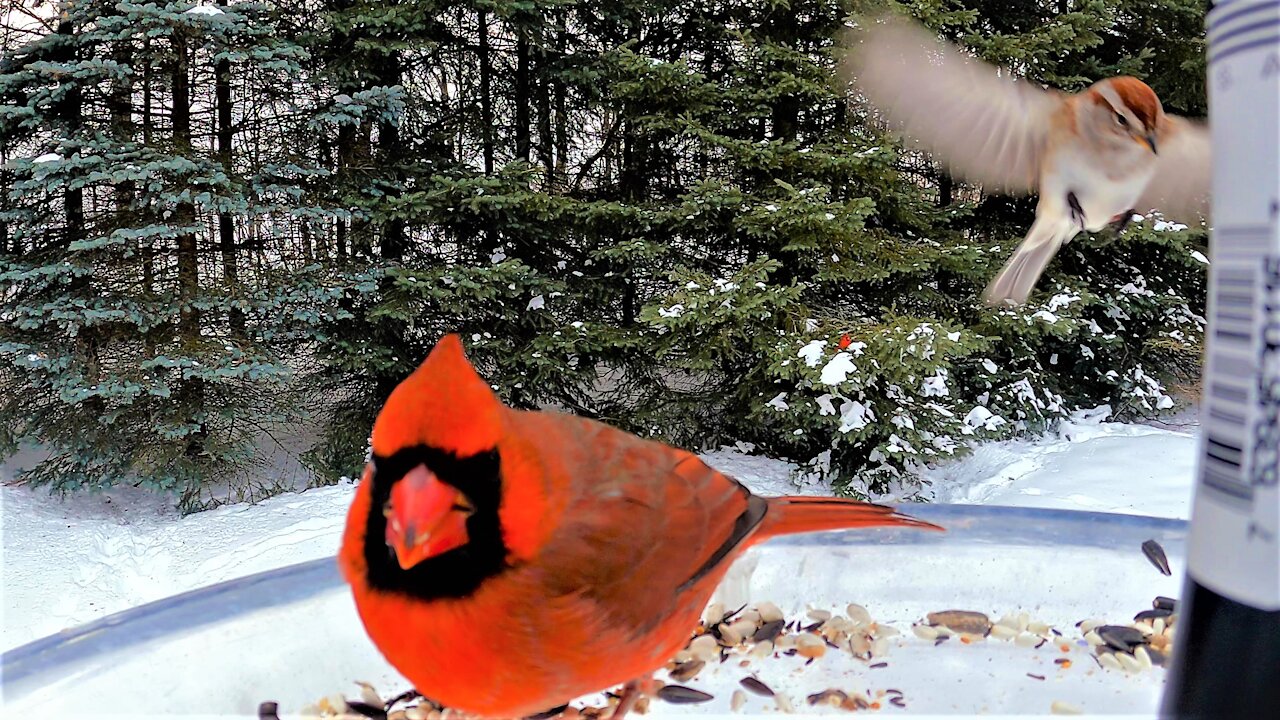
[
  {"xmin": 1203, "ymin": 258, "xmax": 1261, "ymax": 505},
  {"xmin": 1191, "ymin": 225, "xmax": 1280, "ymax": 609},
  {"xmin": 1201, "ymin": 224, "xmax": 1280, "ymax": 507}
]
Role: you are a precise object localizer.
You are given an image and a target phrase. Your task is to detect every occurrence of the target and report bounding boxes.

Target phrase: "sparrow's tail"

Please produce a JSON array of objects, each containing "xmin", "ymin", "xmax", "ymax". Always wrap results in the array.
[
  {"xmin": 754, "ymin": 496, "xmax": 942, "ymax": 542},
  {"xmin": 983, "ymin": 216, "xmax": 1073, "ymax": 306}
]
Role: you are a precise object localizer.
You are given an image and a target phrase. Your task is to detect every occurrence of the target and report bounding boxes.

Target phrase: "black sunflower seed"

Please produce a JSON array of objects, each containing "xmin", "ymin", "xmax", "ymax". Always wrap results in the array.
[
  {"xmin": 1141, "ymin": 539, "xmax": 1172, "ymax": 576},
  {"xmin": 926, "ymin": 610, "xmax": 991, "ymax": 635},
  {"xmin": 1134, "ymin": 608, "xmax": 1174, "ymax": 622},
  {"xmin": 345, "ymin": 700, "xmax": 388, "ymax": 719},
  {"xmin": 669, "ymin": 660, "xmax": 705, "ymax": 682},
  {"xmin": 657, "ymin": 685, "xmax": 714, "ymax": 704},
  {"xmin": 740, "ymin": 676, "xmax": 774, "ymax": 697},
  {"xmin": 383, "ymin": 690, "xmax": 427, "ymax": 711},
  {"xmin": 1097, "ymin": 625, "xmax": 1147, "ymax": 652},
  {"xmin": 1147, "ymin": 648, "xmax": 1168, "ymax": 666},
  {"xmin": 257, "ymin": 702, "xmax": 281, "ymax": 720},
  {"xmin": 1153, "ymin": 596, "xmax": 1178, "ymax": 611},
  {"xmin": 753, "ymin": 618, "xmax": 785, "ymax": 643},
  {"xmin": 720, "ymin": 604, "xmax": 748, "ymax": 624},
  {"xmin": 807, "ymin": 689, "xmax": 848, "ymax": 706}
]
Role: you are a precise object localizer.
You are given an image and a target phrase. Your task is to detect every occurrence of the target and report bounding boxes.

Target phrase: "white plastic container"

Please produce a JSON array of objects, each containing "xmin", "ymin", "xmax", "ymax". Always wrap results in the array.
[{"xmin": 1, "ymin": 505, "xmax": 1185, "ymax": 718}]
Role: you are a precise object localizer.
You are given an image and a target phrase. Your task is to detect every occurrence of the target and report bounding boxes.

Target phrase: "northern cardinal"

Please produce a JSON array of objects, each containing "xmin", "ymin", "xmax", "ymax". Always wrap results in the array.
[
  {"xmin": 340, "ymin": 334, "xmax": 940, "ymax": 719},
  {"xmin": 840, "ymin": 16, "xmax": 1210, "ymax": 306}
]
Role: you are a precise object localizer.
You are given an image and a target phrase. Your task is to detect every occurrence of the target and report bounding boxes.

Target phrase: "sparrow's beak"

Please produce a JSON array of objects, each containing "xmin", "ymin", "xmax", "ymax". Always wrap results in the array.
[
  {"xmin": 383, "ymin": 465, "xmax": 474, "ymax": 569},
  {"xmin": 1143, "ymin": 133, "xmax": 1158, "ymax": 155}
]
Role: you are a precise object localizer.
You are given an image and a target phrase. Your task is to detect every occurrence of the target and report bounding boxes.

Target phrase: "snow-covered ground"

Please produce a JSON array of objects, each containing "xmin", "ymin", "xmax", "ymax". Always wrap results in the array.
[
  {"xmin": 1, "ymin": 478, "xmax": 354, "ymax": 651},
  {"xmin": 922, "ymin": 406, "xmax": 1197, "ymax": 518},
  {"xmin": 1, "ymin": 406, "xmax": 1198, "ymax": 653}
]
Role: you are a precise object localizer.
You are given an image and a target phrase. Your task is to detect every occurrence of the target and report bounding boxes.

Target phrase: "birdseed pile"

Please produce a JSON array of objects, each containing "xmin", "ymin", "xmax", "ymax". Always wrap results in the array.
[{"xmin": 269, "ymin": 593, "xmax": 1179, "ymax": 719}]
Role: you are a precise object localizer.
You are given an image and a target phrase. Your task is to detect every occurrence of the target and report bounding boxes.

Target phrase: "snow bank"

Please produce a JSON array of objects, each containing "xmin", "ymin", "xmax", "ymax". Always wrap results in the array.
[
  {"xmin": 923, "ymin": 407, "xmax": 1196, "ymax": 519},
  {"xmin": 1, "ymin": 481, "xmax": 354, "ymax": 650},
  {"xmin": 2, "ymin": 408, "xmax": 1198, "ymax": 651}
]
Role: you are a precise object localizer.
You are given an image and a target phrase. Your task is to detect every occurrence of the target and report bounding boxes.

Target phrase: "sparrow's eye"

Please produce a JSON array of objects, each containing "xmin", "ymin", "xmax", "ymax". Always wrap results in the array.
[{"xmin": 1115, "ymin": 113, "xmax": 1129, "ymax": 127}]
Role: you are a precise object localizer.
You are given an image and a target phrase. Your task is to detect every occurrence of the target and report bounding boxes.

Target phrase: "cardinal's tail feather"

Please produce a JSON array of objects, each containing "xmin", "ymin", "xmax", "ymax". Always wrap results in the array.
[{"xmin": 754, "ymin": 496, "xmax": 942, "ymax": 542}]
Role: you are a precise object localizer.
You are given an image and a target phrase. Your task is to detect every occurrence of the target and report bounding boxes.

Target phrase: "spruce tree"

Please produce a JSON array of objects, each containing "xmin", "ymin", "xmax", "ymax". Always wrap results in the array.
[
  {"xmin": 634, "ymin": 0, "xmax": 1207, "ymax": 495},
  {"xmin": 0, "ymin": 1, "xmax": 346, "ymax": 508},
  {"xmin": 1, "ymin": 0, "xmax": 1209, "ymax": 504}
]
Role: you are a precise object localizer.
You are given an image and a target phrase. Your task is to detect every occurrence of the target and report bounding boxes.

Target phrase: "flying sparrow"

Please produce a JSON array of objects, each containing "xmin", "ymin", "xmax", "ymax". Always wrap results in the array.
[{"xmin": 840, "ymin": 16, "xmax": 1211, "ymax": 306}]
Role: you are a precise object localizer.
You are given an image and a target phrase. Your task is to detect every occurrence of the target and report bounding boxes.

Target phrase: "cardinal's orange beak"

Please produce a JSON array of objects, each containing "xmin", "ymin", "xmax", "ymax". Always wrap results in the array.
[{"xmin": 384, "ymin": 465, "xmax": 474, "ymax": 569}]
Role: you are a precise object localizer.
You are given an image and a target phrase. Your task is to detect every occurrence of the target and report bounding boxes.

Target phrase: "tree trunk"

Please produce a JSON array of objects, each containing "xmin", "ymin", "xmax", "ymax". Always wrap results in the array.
[
  {"xmin": 514, "ymin": 28, "xmax": 531, "ymax": 162},
  {"xmin": 376, "ymin": 49, "xmax": 407, "ymax": 261},
  {"xmin": 619, "ymin": 125, "xmax": 645, "ymax": 326},
  {"xmin": 328, "ymin": 0, "xmax": 360, "ymax": 261},
  {"xmin": 335, "ymin": 122, "xmax": 353, "ymax": 259},
  {"xmin": 172, "ymin": 31, "xmax": 207, "ymax": 460},
  {"xmin": 54, "ymin": 19, "xmax": 84, "ymax": 249},
  {"xmin": 768, "ymin": 12, "xmax": 800, "ymax": 143},
  {"xmin": 536, "ymin": 39, "xmax": 553, "ymax": 186},
  {"xmin": 352, "ymin": 122, "xmax": 373, "ymax": 256},
  {"xmin": 141, "ymin": 36, "xmax": 156, "ymax": 357},
  {"xmin": 0, "ymin": 169, "xmax": 10, "ymax": 253},
  {"xmin": 771, "ymin": 95, "xmax": 800, "ymax": 143},
  {"xmin": 143, "ymin": 37, "xmax": 153, "ymax": 149},
  {"xmin": 552, "ymin": 14, "xmax": 568, "ymax": 190},
  {"xmin": 478, "ymin": 9, "xmax": 494, "ymax": 174},
  {"xmin": 109, "ymin": 39, "xmax": 135, "ymax": 205},
  {"xmin": 172, "ymin": 32, "xmax": 199, "ymax": 343},
  {"xmin": 53, "ymin": 17, "xmax": 99, "ymax": 400},
  {"xmin": 301, "ymin": 220, "xmax": 313, "ymax": 262},
  {"xmin": 553, "ymin": 61, "xmax": 568, "ymax": 189},
  {"xmin": 215, "ymin": 2, "xmax": 246, "ymax": 340},
  {"xmin": 938, "ymin": 172, "xmax": 954, "ymax": 208},
  {"xmin": 110, "ymin": 37, "xmax": 153, "ymax": 360}
]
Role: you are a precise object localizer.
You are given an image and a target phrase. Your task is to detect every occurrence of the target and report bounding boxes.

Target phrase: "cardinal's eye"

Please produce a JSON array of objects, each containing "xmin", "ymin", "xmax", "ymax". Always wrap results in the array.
[{"xmin": 1115, "ymin": 113, "xmax": 1129, "ymax": 126}]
